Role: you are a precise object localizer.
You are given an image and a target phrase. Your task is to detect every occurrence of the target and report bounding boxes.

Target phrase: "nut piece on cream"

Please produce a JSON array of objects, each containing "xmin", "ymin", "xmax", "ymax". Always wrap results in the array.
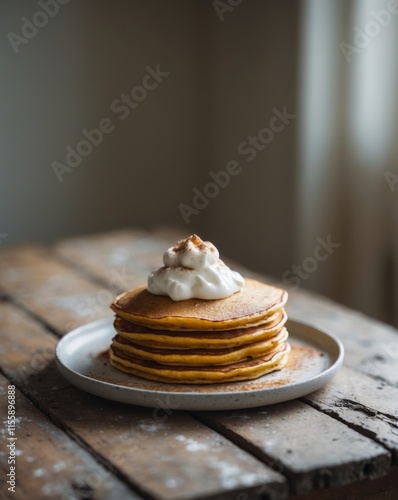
[{"xmin": 147, "ymin": 234, "xmax": 245, "ymax": 301}]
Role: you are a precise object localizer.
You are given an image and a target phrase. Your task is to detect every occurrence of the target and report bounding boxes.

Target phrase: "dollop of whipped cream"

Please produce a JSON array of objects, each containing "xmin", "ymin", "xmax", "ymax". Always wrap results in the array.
[{"xmin": 147, "ymin": 234, "xmax": 244, "ymax": 301}]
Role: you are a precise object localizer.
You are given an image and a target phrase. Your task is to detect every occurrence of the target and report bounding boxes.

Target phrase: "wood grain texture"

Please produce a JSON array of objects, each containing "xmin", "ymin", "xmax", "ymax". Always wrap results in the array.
[
  {"xmin": 303, "ymin": 365, "xmax": 398, "ymax": 462},
  {"xmin": 0, "ymin": 374, "xmax": 141, "ymax": 500},
  {"xmin": 53, "ymin": 229, "xmax": 183, "ymax": 288},
  {"xmin": 196, "ymin": 400, "xmax": 390, "ymax": 495},
  {"xmin": 286, "ymin": 291, "xmax": 398, "ymax": 388},
  {"xmin": 0, "ymin": 303, "xmax": 287, "ymax": 500},
  {"xmin": 1, "ymin": 228, "xmax": 398, "ymax": 499},
  {"xmin": 0, "ymin": 245, "xmax": 113, "ymax": 334},
  {"xmin": 292, "ymin": 466, "xmax": 398, "ymax": 500}
]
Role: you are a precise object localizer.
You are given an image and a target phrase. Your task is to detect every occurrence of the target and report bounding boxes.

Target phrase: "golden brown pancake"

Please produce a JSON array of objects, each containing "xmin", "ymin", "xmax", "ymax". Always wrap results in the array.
[
  {"xmin": 111, "ymin": 278, "xmax": 287, "ymax": 331},
  {"xmin": 111, "ymin": 327, "xmax": 288, "ymax": 366},
  {"xmin": 109, "ymin": 343, "xmax": 290, "ymax": 384},
  {"xmin": 114, "ymin": 309, "xmax": 287, "ymax": 349}
]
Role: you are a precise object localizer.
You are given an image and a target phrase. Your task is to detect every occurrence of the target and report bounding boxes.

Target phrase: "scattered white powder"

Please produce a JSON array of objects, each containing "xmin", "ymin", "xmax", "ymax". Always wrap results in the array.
[
  {"xmin": 174, "ymin": 435, "xmax": 209, "ymax": 452},
  {"xmin": 166, "ymin": 478, "xmax": 180, "ymax": 488},
  {"xmin": 208, "ymin": 459, "xmax": 260, "ymax": 490},
  {"xmin": 33, "ymin": 468, "xmax": 46, "ymax": 477},
  {"xmin": 53, "ymin": 462, "xmax": 66, "ymax": 472},
  {"xmin": 138, "ymin": 421, "xmax": 166, "ymax": 432}
]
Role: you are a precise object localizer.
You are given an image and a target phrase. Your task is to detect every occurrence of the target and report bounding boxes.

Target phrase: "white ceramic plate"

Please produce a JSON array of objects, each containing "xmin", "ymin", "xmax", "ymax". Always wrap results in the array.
[{"xmin": 55, "ymin": 317, "xmax": 344, "ymax": 411}]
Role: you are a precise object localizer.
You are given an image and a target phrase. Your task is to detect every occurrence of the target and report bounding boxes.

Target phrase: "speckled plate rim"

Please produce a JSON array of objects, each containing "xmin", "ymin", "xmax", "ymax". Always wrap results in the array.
[{"xmin": 55, "ymin": 317, "xmax": 344, "ymax": 411}]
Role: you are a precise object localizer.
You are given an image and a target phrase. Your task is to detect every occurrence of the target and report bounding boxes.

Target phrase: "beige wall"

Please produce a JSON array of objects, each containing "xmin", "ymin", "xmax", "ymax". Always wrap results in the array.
[
  {"xmin": 1, "ymin": 0, "xmax": 299, "ymax": 280},
  {"xmin": 196, "ymin": 0, "xmax": 299, "ymax": 278}
]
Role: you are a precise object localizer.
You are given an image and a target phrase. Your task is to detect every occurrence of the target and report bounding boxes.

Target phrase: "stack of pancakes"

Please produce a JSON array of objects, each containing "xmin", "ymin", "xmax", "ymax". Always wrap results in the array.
[{"xmin": 109, "ymin": 278, "xmax": 290, "ymax": 384}]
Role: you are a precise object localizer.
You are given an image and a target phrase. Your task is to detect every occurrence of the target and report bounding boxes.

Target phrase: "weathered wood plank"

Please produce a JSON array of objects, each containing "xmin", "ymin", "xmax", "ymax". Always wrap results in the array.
[
  {"xmin": 0, "ymin": 232, "xmax": 183, "ymax": 336},
  {"xmin": 303, "ymin": 365, "xmax": 398, "ymax": 462},
  {"xmin": 286, "ymin": 291, "xmax": 398, "ymax": 388},
  {"xmin": 0, "ymin": 245, "xmax": 113, "ymax": 334},
  {"xmin": 0, "ymin": 373, "xmax": 141, "ymax": 500},
  {"xmin": 292, "ymin": 466, "xmax": 398, "ymax": 500},
  {"xmin": 196, "ymin": 401, "xmax": 391, "ymax": 495},
  {"xmin": 53, "ymin": 229, "xmax": 183, "ymax": 288},
  {"xmin": 0, "ymin": 303, "xmax": 288, "ymax": 500}
]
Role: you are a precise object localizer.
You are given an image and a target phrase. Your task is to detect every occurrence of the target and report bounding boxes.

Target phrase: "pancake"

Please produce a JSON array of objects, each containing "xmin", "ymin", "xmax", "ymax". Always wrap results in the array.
[
  {"xmin": 114, "ymin": 309, "xmax": 287, "ymax": 349},
  {"xmin": 111, "ymin": 278, "xmax": 288, "ymax": 331},
  {"xmin": 109, "ymin": 342, "xmax": 290, "ymax": 384},
  {"xmin": 111, "ymin": 327, "xmax": 288, "ymax": 366}
]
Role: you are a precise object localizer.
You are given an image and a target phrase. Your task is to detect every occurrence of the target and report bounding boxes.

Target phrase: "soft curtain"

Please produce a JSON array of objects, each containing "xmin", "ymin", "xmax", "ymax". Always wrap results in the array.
[{"xmin": 298, "ymin": 0, "xmax": 398, "ymax": 326}]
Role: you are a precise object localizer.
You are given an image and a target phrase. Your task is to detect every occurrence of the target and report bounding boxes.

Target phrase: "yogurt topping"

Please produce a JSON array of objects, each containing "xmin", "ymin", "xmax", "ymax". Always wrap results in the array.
[{"xmin": 147, "ymin": 234, "xmax": 245, "ymax": 301}]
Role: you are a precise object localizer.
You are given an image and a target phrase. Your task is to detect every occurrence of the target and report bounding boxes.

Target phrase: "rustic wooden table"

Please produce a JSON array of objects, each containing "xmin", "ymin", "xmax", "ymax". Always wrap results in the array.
[{"xmin": 0, "ymin": 229, "xmax": 397, "ymax": 500}]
